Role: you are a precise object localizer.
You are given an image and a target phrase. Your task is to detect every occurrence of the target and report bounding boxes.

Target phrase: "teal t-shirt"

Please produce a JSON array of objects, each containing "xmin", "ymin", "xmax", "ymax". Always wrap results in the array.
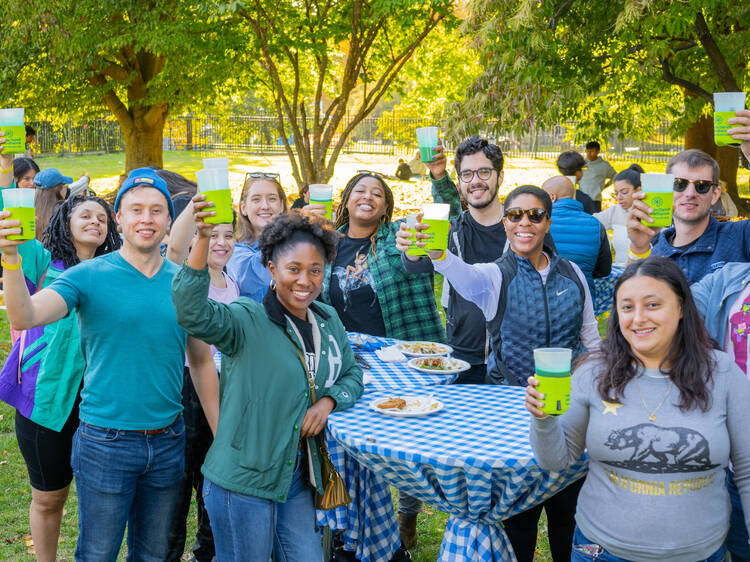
[{"xmin": 48, "ymin": 251, "xmax": 186, "ymax": 430}]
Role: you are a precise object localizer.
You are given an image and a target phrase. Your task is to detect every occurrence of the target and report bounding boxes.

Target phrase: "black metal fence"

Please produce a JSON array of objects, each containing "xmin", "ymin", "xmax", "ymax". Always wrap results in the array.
[{"xmin": 29, "ymin": 114, "xmax": 684, "ymax": 162}]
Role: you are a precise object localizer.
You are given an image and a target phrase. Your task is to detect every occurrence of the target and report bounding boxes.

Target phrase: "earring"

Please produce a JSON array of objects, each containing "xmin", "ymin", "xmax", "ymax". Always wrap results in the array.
[{"xmin": 270, "ymin": 280, "xmax": 276, "ymax": 291}]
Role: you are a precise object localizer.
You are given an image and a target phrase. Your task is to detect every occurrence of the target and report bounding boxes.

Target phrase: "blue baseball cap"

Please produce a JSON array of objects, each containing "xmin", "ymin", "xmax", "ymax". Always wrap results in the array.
[
  {"xmin": 33, "ymin": 168, "xmax": 73, "ymax": 189},
  {"xmin": 114, "ymin": 168, "xmax": 175, "ymax": 219}
]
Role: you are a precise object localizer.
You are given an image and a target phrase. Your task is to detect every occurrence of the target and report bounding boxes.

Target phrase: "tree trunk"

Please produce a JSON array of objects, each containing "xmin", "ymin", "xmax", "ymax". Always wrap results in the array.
[
  {"xmin": 684, "ymin": 113, "xmax": 749, "ymax": 215},
  {"xmin": 121, "ymin": 109, "xmax": 168, "ymax": 172}
]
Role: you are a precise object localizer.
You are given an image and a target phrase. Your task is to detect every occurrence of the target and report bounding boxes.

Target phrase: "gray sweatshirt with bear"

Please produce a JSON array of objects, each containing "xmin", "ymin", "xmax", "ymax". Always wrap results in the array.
[{"xmin": 531, "ymin": 350, "xmax": 750, "ymax": 561}]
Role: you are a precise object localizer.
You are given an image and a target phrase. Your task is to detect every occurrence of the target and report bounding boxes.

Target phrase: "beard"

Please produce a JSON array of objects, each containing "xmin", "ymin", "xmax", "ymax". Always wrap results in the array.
[{"xmin": 464, "ymin": 181, "xmax": 499, "ymax": 210}]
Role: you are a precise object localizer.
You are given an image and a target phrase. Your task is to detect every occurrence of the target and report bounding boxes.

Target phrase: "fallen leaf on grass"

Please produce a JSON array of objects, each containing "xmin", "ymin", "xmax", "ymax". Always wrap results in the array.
[
  {"xmin": 24, "ymin": 534, "xmax": 35, "ymax": 554},
  {"xmin": 3, "ymin": 535, "xmax": 19, "ymax": 544}
]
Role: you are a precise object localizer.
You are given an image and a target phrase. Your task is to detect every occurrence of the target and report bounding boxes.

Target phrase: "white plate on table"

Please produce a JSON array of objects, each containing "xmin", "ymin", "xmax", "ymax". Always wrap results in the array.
[
  {"xmin": 407, "ymin": 356, "xmax": 470, "ymax": 375},
  {"xmin": 370, "ymin": 395, "xmax": 444, "ymax": 417},
  {"xmin": 396, "ymin": 341, "xmax": 453, "ymax": 357}
]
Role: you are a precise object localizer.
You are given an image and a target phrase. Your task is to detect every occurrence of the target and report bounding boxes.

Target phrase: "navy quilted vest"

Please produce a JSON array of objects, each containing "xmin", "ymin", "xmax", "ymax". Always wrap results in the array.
[
  {"xmin": 549, "ymin": 198, "xmax": 602, "ymax": 292},
  {"xmin": 487, "ymin": 250, "xmax": 585, "ymax": 386}
]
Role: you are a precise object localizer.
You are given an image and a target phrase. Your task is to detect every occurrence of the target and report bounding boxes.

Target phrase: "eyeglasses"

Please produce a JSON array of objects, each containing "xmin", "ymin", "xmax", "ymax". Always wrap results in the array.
[
  {"xmin": 458, "ymin": 167, "xmax": 495, "ymax": 182},
  {"xmin": 356, "ymin": 169, "xmax": 386, "ymax": 179},
  {"xmin": 504, "ymin": 207, "xmax": 547, "ymax": 223},
  {"xmin": 673, "ymin": 178, "xmax": 716, "ymax": 194},
  {"xmin": 245, "ymin": 171, "xmax": 280, "ymax": 182}
]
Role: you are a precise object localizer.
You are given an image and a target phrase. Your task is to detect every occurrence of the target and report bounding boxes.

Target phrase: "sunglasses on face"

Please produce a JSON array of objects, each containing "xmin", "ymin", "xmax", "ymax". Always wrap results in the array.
[
  {"xmin": 504, "ymin": 207, "xmax": 547, "ymax": 223},
  {"xmin": 673, "ymin": 178, "xmax": 716, "ymax": 194},
  {"xmin": 458, "ymin": 167, "xmax": 495, "ymax": 182},
  {"xmin": 245, "ymin": 171, "xmax": 280, "ymax": 182}
]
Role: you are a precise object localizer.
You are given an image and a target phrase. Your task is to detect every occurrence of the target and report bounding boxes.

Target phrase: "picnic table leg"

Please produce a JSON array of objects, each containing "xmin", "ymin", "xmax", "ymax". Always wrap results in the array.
[{"xmin": 439, "ymin": 515, "xmax": 517, "ymax": 562}]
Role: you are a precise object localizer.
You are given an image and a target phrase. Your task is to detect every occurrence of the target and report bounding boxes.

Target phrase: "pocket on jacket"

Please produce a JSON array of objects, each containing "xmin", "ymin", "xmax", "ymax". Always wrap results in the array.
[{"xmin": 230, "ymin": 398, "xmax": 296, "ymax": 472}]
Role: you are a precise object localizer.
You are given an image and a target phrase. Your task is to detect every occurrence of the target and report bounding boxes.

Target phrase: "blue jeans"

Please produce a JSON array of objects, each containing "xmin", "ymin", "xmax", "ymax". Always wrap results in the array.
[
  {"xmin": 202, "ymin": 450, "xmax": 323, "ymax": 562},
  {"xmin": 726, "ymin": 469, "xmax": 750, "ymax": 561},
  {"xmin": 571, "ymin": 526, "xmax": 727, "ymax": 562},
  {"xmin": 71, "ymin": 417, "xmax": 185, "ymax": 562}
]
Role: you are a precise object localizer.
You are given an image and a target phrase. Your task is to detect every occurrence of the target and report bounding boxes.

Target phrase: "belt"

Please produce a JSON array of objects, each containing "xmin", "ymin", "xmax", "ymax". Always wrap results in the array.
[{"xmin": 85, "ymin": 414, "xmax": 181, "ymax": 435}]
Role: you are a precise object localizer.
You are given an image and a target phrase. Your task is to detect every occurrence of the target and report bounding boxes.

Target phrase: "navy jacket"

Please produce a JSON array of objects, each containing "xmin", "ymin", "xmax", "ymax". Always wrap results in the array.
[{"xmin": 652, "ymin": 217, "xmax": 750, "ymax": 284}]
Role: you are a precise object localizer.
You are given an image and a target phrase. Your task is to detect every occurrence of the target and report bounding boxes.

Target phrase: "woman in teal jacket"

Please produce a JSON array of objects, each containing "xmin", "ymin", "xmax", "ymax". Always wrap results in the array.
[
  {"xmin": 2, "ymin": 194, "xmax": 120, "ymax": 562},
  {"xmin": 172, "ymin": 206, "xmax": 363, "ymax": 562}
]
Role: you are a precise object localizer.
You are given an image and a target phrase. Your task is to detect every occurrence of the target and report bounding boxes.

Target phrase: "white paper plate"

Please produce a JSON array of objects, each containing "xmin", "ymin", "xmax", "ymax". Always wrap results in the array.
[
  {"xmin": 396, "ymin": 341, "xmax": 453, "ymax": 357},
  {"xmin": 407, "ymin": 357, "xmax": 470, "ymax": 375},
  {"xmin": 370, "ymin": 395, "xmax": 444, "ymax": 417}
]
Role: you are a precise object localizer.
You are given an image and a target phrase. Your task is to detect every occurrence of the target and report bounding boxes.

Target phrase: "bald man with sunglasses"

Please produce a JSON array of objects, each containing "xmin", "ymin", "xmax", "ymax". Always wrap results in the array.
[{"xmin": 628, "ymin": 148, "xmax": 750, "ymax": 283}]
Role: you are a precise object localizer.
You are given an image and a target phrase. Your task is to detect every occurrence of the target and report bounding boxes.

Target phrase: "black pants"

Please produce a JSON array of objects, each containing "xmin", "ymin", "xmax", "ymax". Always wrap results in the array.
[
  {"xmin": 166, "ymin": 367, "xmax": 215, "ymax": 562},
  {"xmin": 502, "ymin": 478, "xmax": 583, "ymax": 562},
  {"xmin": 591, "ymin": 200, "xmax": 602, "ymax": 213},
  {"xmin": 452, "ymin": 363, "xmax": 487, "ymax": 385}
]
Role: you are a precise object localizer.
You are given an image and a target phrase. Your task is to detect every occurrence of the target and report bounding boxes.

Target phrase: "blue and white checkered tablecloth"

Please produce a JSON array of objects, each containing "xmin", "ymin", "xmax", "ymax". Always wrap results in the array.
[
  {"xmin": 326, "ymin": 385, "xmax": 588, "ymax": 561},
  {"xmin": 315, "ymin": 333, "xmax": 459, "ymax": 561},
  {"xmin": 593, "ymin": 265, "xmax": 624, "ymax": 316}
]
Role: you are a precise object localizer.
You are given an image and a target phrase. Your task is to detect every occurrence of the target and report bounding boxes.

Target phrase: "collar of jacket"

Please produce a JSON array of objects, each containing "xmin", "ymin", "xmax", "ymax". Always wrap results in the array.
[
  {"xmin": 553, "ymin": 198, "xmax": 584, "ymax": 212},
  {"xmin": 662, "ymin": 216, "xmax": 719, "ymax": 254},
  {"xmin": 262, "ymin": 289, "xmax": 331, "ymax": 328}
]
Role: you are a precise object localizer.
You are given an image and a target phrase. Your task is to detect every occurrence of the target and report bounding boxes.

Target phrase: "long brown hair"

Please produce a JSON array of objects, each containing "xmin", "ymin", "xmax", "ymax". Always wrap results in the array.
[
  {"xmin": 236, "ymin": 177, "xmax": 288, "ymax": 243},
  {"xmin": 334, "ymin": 173, "xmax": 394, "ymax": 255},
  {"xmin": 594, "ymin": 256, "xmax": 718, "ymax": 412},
  {"xmin": 35, "ymin": 185, "xmax": 66, "ymax": 242}
]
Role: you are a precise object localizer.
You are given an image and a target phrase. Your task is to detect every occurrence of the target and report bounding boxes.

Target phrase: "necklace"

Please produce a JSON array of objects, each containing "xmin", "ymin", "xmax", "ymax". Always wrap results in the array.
[{"xmin": 634, "ymin": 376, "xmax": 672, "ymax": 422}]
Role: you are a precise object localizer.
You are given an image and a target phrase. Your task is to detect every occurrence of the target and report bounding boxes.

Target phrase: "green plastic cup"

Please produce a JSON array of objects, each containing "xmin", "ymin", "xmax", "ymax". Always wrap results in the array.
[
  {"xmin": 640, "ymin": 173, "xmax": 674, "ymax": 228},
  {"xmin": 196, "ymin": 168, "xmax": 234, "ymax": 225},
  {"xmin": 421, "ymin": 203, "xmax": 450, "ymax": 252},
  {"xmin": 714, "ymin": 92, "xmax": 746, "ymax": 147},
  {"xmin": 533, "ymin": 347, "xmax": 572, "ymax": 415},
  {"xmin": 404, "ymin": 214, "xmax": 424, "ymax": 257},
  {"xmin": 4, "ymin": 188, "xmax": 36, "ymax": 241},
  {"xmin": 0, "ymin": 108, "xmax": 25, "ymax": 154},
  {"xmin": 416, "ymin": 127, "xmax": 438, "ymax": 163},
  {"xmin": 309, "ymin": 184, "xmax": 333, "ymax": 220}
]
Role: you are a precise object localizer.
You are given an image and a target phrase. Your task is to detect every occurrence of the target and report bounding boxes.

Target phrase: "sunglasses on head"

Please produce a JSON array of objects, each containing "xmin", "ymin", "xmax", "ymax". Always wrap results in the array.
[
  {"xmin": 673, "ymin": 178, "xmax": 716, "ymax": 194},
  {"xmin": 356, "ymin": 169, "xmax": 386, "ymax": 179},
  {"xmin": 245, "ymin": 171, "xmax": 280, "ymax": 181},
  {"xmin": 504, "ymin": 207, "xmax": 547, "ymax": 223}
]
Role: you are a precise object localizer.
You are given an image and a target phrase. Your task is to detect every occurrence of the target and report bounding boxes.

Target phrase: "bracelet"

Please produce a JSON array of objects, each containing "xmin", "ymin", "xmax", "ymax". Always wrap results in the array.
[
  {"xmin": 433, "ymin": 250, "xmax": 447, "ymax": 262},
  {"xmin": 628, "ymin": 246, "xmax": 652, "ymax": 260},
  {"xmin": 1, "ymin": 254, "xmax": 22, "ymax": 270},
  {"xmin": 0, "ymin": 166, "xmax": 12, "ymax": 173}
]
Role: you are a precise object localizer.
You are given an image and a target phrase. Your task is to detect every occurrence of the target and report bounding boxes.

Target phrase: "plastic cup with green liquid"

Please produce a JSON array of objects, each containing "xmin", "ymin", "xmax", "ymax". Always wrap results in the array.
[
  {"xmin": 421, "ymin": 203, "xmax": 450, "ymax": 253},
  {"xmin": 533, "ymin": 347, "xmax": 572, "ymax": 415},
  {"xmin": 3, "ymin": 188, "xmax": 36, "ymax": 241},
  {"xmin": 196, "ymin": 168, "xmax": 234, "ymax": 225},
  {"xmin": 415, "ymin": 127, "xmax": 438, "ymax": 163},
  {"xmin": 714, "ymin": 92, "xmax": 747, "ymax": 147},
  {"xmin": 0, "ymin": 108, "xmax": 25, "ymax": 154},
  {"xmin": 640, "ymin": 173, "xmax": 675, "ymax": 228},
  {"xmin": 309, "ymin": 184, "xmax": 334, "ymax": 220}
]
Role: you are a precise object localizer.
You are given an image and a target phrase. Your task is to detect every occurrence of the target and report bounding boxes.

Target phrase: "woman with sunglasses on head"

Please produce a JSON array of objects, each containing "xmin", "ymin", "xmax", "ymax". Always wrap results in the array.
[
  {"xmin": 1, "ymin": 193, "xmax": 120, "ymax": 562},
  {"xmin": 397, "ymin": 184, "xmax": 600, "ymax": 562},
  {"xmin": 226, "ymin": 172, "xmax": 288, "ymax": 301},
  {"xmin": 526, "ymin": 256, "xmax": 750, "ymax": 562},
  {"xmin": 172, "ymin": 209, "xmax": 363, "ymax": 562}
]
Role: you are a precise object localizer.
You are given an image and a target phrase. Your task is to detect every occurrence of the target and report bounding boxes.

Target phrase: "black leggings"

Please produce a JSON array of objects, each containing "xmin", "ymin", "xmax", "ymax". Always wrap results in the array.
[
  {"xmin": 15, "ymin": 401, "xmax": 80, "ymax": 491},
  {"xmin": 502, "ymin": 478, "xmax": 584, "ymax": 562}
]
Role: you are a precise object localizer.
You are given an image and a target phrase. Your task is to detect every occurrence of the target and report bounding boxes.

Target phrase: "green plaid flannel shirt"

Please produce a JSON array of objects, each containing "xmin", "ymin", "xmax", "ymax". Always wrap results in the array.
[{"xmin": 322, "ymin": 221, "xmax": 446, "ymax": 343}]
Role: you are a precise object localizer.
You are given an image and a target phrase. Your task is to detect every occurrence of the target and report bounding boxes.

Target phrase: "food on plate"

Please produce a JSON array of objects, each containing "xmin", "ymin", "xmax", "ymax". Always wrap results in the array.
[
  {"xmin": 399, "ymin": 341, "xmax": 451, "ymax": 355},
  {"xmin": 416, "ymin": 357, "xmax": 452, "ymax": 370},
  {"xmin": 377, "ymin": 397, "xmax": 407, "ymax": 410}
]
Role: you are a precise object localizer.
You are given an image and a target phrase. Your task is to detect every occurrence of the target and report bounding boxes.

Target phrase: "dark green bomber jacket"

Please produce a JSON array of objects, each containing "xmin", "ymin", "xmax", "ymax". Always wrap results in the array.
[{"xmin": 172, "ymin": 264, "xmax": 363, "ymax": 502}]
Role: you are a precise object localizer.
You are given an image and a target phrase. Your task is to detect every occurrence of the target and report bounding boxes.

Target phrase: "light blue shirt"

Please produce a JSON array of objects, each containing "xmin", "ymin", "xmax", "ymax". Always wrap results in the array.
[
  {"xmin": 225, "ymin": 241, "xmax": 271, "ymax": 302},
  {"xmin": 49, "ymin": 252, "xmax": 186, "ymax": 430}
]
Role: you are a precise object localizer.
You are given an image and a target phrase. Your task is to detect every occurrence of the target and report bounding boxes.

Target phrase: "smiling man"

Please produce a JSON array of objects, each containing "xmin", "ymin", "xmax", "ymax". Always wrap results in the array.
[
  {"xmin": 0, "ymin": 167, "xmax": 220, "ymax": 560},
  {"xmin": 628, "ymin": 149, "xmax": 750, "ymax": 283}
]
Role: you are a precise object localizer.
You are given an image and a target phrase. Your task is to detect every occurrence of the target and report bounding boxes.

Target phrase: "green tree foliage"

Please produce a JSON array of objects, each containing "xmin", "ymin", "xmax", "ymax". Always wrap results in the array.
[
  {"xmin": 0, "ymin": 1, "xmax": 244, "ymax": 170},
  {"xmin": 455, "ymin": 0, "xmax": 750, "ymax": 205},
  {"xmin": 225, "ymin": 0, "xmax": 456, "ymax": 188}
]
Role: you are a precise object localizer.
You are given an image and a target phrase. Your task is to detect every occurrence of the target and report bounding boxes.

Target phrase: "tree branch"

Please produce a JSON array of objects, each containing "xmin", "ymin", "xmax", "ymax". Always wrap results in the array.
[
  {"xmin": 548, "ymin": 0, "xmax": 577, "ymax": 31},
  {"xmin": 88, "ymin": 73, "xmax": 133, "ymax": 132},
  {"xmin": 660, "ymin": 57, "xmax": 712, "ymax": 102},
  {"xmin": 693, "ymin": 10, "xmax": 740, "ymax": 92}
]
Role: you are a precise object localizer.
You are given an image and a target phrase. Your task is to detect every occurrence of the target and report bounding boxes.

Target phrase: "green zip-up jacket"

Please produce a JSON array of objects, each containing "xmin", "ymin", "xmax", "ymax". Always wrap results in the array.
[
  {"xmin": 322, "ymin": 221, "xmax": 446, "ymax": 343},
  {"xmin": 172, "ymin": 265, "xmax": 363, "ymax": 502}
]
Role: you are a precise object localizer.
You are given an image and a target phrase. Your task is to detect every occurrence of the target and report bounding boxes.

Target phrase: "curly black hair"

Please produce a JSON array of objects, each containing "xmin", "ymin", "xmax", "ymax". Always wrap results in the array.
[
  {"xmin": 42, "ymin": 194, "xmax": 121, "ymax": 268},
  {"xmin": 259, "ymin": 210, "xmax": 340, "ymax": 266}
]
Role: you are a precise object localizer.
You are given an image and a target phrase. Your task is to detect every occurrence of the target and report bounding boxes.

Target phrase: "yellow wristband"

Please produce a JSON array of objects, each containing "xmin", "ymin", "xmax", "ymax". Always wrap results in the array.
[
  {"xmin": 628, "ymin": 246, "xmax": 651, "ymax": 260},
  {"xmin": 1, "ymin": 254, "xmax": 22, "ymax": 270},
  {"xmin": 433, "ymin": 250, "xmax": 447, "ymax": 262},
  {"xmin": 0, "ymin": 166, "xmax": 12, "ymax": 173}
]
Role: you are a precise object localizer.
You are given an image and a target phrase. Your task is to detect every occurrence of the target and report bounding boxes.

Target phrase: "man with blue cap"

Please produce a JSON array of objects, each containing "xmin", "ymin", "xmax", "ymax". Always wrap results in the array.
[{"xmin": 0, "ymin": 166, "xmax": 220, "ymax": 561}]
